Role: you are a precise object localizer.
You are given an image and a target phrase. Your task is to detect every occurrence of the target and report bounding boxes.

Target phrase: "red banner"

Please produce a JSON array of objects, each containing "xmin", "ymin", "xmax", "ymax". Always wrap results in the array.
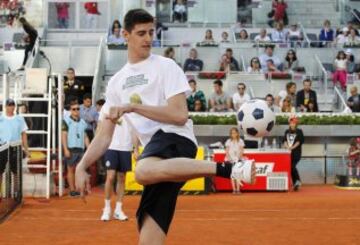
[{"xmin": 213, "ymin": 150, "xmax": 291, "ymax": 191}]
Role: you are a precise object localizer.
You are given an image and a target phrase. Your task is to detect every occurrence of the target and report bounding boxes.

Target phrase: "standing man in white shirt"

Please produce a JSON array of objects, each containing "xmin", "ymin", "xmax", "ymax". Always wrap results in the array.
[
  {"xmin": 75, "ymin": 9, "xmax": 255, "ymax": 244},
  {"xmin": 232, "ymin": 82, "xmax": 251, "ymax": 111},
  {"xmin": 99, "ymin": 113, "xmax": 139, "ymax": 221}
]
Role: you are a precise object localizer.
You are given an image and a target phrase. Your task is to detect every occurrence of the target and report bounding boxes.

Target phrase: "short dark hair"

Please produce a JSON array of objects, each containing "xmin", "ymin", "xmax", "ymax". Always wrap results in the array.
[
  {"xmin": 265, "ymin": 45, "xmax": 274, "ymax": 51},
  {"xmin": 286, "ymin": 81, "xmax": 296, "ymax": 91},
  {"xmin": 96, "ymin": 99, "xmax": 105, "ymax": 106},
  {"xmin": 188, "ymin": 79, "xmax": 196, "ymax": 85},
  {"xmin": 238, "ymin": 82, "xmax": 246, "ymax": 89},
  {"xmin": 83, "ymin": 93, "xmax": 92, "ymax": 100},
  {"xmin": 303, "ymin": 79, "xmax": 312, "ymax": 85},
  {"xmin": 266, "ymin": 94, "xmax": 274, "ymax": 99},
  {"xmin": 67, "ymin": 67, "xmax": 75, "ymax": 73},
  {"xmin": 124, "ymin": 9, "xmax": 154, "ymax": 32},
  {"xmin": 69, "ymin": 100, "xmax": 79, "ymax": 107},
  {"xmin": 226, "ymin": 48, "xmax": 233, "ymax": 53},
  {"xmin": 214, "ymin": 80, "xmax": 223, "ymax": 87}
]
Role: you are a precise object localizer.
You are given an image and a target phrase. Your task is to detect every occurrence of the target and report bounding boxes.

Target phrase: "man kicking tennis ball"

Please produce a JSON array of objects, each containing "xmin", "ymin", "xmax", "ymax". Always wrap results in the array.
[{"xmin": 76, "ymin": 9, "xmax": 256, "ymax": 244}]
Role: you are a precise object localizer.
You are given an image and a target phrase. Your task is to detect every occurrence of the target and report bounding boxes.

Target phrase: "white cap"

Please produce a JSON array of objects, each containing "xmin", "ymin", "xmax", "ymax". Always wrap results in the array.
[
  {"xmin": 345, "ymin": 48, "xmax": 353, "ymax": 55},
  {"xmin": 342, "ymin": 27, "xmax": 349, "ymax": 33}
]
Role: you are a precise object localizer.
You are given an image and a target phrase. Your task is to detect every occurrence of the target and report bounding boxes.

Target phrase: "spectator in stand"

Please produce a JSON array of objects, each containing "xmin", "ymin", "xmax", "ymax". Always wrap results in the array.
[
  {"xmin": 154, "ymin": 17, "xmax": 168, "ymax": 46},
  {"xmin": 221, "ymin": 31, "xmax": 230, "ymax": 43},
  {"xmin": 347, "ymin": 138, "xmax": 360, "ymax": 176},
  {"xmin": 238, "ymin": 29, "xmax": 249, "ymax": 41},
  {"xmin": 333, "ymin": 50, "xmax": 348, "ymax": 90},
  {"xmin": 266, "ymin": 59, "xmax": 280, "ymax": 72},
  {"xmin": 18, "ymin": 17, "xmax": 38, "ymax": 70},
  {"xmin": 225, "ymin": 127, "xmax": 245, "ymax": 194},
  {"xmin": 183, "ymin": 48, "xmax": 203, "ymax": 72},
  {"xmin": 173, "ymin": 0, "xmax": 187, "ymax": 22},
  {"xmin": 346, "ymin": 21, "xmax": 359, "ymax": 35},
  {"xmin": 164, "ymin": 47, "xmax": 180, "ymax": 65},
  {"xmin": 247, "ymin": 57, "xmax": 263, "ymax": 73},
  {"xmin": 283, "ymin": 116, "xmax": 304, "ymax": 191},
  {"xmin": 319, "ymin": 20, "xmax": 334, "ymax": 47},
  {"xmin": 62, "ymin": 100, "xmax": 90, "ymax": 197},
  {"xmin": 225, "ymin": 48, "xmax": 240, "ymax": 71},
  {"xmin": 335, "ymin": 27, "xmax": 349, "ymax": 47},
  {"xmin": 95, "ymin": 99, "xmax": 105, "ymax": 113},
  {"xmin": 278, "ymin": 81, "xmax": 297, "ymax": 108},
  {"xmin": 283, "ymin": 49, "xmax": 299, "ymax": 71},
  {"xmin": 296, "ymin": 79, "xmax": 318, "ymax": 112},
  {"xmin": 306, "ymin": 99, "xmax": 318, "ymax": 112},
  {"xmin": 254, "ymin": 28, "xmax": 271, "ymax": 43},
  {"xmin": 209, "ymin": 80, "xmax": 232, "ymax": 112},
  {"xmin": 281, "ymin": 96, "xmax": 295, "ymax": 113},
  {"xmin": 259, "ymin": 45, "xmax": 281, "ymax": 72},
  {"xmin": 347, "ymin": 86, "xmax": 360, "ymax": 112},
  {"xmin": 346, "ymin": 49, "xmax": 356, "ymax": 74},
  {"xmin": 187, "ymin": 79, "xmax": 206, "ymax": 112},
  {"xmin": 266, "ymin": 94, "xmax": 281, "ymax": 112},
  {"xmin": 201, "ymin": 29, "xmax": 216, "ymax": 45},
  {"xmin": 232, "ymin": 82, "xmax": 251, "ymax": 111},
  {"xmin": 193, "ymin": 99, "xmax": 205, "ymax": 112},
  {"xmin": 274, "ymin": 0, "xmax": 287, "ymax": 24},
  {"xmin": 346, "ymin": 28, "xmax": 360, "ymax": 46},
  {"xmin": 108, "ymin": 19, "xmax": 121, "ymax": 37},
  {"xmin": 63, "ymin": 68, "xmax": 85, "ymax": 106},
  {"xmin": 55, "ymin": 3, "xmax": 70, "ymax": 29},
  {"xmin": 84, "ymin": 2, "xmax": 101, "ymax": 29},
  {"xmin": 80, "ymin": 93, "xmax": 98, "ymax": 141},
  {"xmin": 287, "ymin": 24, "xmax": 303, "ymax": 47},
  {"xmin": 271, "ymin": 21, "xmax": 288, "ymax": 43},
  {"xmin": 107, "ymin": 26, "xmax": 125, "ymax": 45}
]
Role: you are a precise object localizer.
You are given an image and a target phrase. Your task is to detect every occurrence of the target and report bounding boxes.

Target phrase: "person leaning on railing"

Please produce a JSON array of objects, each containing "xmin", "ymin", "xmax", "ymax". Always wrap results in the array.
[{"xmin": 18, "ymin": 17, "xmax": 38, "ymax": 70}]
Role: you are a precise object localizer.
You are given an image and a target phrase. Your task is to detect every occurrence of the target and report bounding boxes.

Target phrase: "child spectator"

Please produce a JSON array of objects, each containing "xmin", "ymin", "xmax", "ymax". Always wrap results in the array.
[
  {"xmin": 225, "ymin": 127, "xmax": 245, "ymax": 194},
  {"xmin": 281, "ymin": 96, "xmax": 296, "ymax": 113},
  {"xmin": 333, "ymin": 50, "xmax": 348, "ymax": 90},
  {"xmin": 62, "ymin": 100, "xmax": 90, "ymax": 197},
  {"xmin": 347, "ymin": 138, "xmax": 360, "ymax": 176},
  {"xmin": 306, "ymin": 99, "xmax": 318, "ymax": 112}
]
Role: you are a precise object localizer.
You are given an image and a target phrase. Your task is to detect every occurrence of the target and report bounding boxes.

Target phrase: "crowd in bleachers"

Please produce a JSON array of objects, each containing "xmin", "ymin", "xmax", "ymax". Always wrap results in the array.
[{"xmin": 0, "ymin": 0, "xmax": 25, "ymax": 27}]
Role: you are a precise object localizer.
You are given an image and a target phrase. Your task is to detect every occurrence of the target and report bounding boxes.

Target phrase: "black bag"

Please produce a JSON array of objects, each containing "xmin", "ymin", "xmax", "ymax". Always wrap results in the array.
[{"xmin": 267, "ymin": 10, "xmax": 275, "ymax": 18}]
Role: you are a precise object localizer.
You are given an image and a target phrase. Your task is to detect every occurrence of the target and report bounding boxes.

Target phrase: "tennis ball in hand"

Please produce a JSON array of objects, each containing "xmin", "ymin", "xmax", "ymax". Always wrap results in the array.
[{"xmin": 130, "ymin": 93, "xmax": 142, "ymax": 105}]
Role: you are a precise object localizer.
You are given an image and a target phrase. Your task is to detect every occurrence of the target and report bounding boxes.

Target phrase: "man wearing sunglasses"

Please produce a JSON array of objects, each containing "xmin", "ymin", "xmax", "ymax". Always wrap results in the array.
[
  {"xmin": 232, "ymin": 82, "xmax": 250, "ymax": 111},
  {"xmin": 62, "ymin": 100, "xmax": 90, "ymax": 197}
]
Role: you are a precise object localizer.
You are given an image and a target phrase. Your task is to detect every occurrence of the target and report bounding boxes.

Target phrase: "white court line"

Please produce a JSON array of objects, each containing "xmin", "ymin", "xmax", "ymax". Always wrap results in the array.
[{"xmin": 19, "ymin": 217, "xmax": 360, "ymax": 222}]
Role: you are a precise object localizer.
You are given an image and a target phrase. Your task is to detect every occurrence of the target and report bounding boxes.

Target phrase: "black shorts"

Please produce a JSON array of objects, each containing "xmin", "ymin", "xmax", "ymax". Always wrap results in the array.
[
  {"xmin": 0, "ymin": 146, "xmax": 19, "ymax": 175},
  {"xmin": 136, "ymin": 130, "xmax": 197, "ymax": 235},
  {"xmin": 104, "ymin": 150, "xmax": 132, "ymax": 173}
]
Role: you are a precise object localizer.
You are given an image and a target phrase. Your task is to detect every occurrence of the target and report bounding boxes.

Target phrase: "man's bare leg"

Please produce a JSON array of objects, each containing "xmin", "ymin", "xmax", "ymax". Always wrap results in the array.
[
  {"xmin": 135, "ymin": 157, "xmax": 216, "ymax": 185},
  {"xmin": 67, "ymin": 166, "xmax": 76, "ymax": 192},
  {"xmin": 105, "ymin": 170, "xmax": 116, "ymax": 200},
  {"xmin": 113, "ymin": 172, "xmax": 128, "ymax": 221},
  {"xmin": 139, "ymin": 214, "xmax": 166, "ymax": 245}
]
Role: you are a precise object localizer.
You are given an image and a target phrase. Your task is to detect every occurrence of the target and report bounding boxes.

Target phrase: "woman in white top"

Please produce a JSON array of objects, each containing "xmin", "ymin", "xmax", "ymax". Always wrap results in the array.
[
  {"xmin": 225, "ymin": 127, "xmax": 245, "ymax": 194},
  {"xmin": 346, "ymin": 29, "xmax": 360, "ymax": 46},
  {"xmin": 247, "ymin": 57, "xmax": 263, "ymax": 73},
  {"xmin": 254, "ymin": 28, "xmax": 271, "ymax": 43},
  {"xmin": 287, "ymin": 24, "xmax": 303, "ymax": 47},
  {"xmin": 333, "ymin": 50, "xmax": 348, "ymax": 90}
]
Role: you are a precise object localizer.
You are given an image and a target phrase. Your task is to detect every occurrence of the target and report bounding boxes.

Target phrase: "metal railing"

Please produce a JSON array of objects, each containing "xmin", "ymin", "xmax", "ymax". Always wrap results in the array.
[
  {"xmin": 92, "ymin": 36, "xmax": 106, "ymax": 104},
  {"xmin": 334, "ymin": 86, "xmax": 351, "ymax": 112},
  {"xmin": 314, "ymin": 54, "xmax": 328, "ymax": 97}
]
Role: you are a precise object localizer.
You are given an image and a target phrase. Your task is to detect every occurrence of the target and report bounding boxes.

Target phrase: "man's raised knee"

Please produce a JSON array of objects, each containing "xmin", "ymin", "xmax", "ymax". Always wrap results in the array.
[{"xmin": 135, "ymin": 162, "xmax": 151, "ymax": 185}]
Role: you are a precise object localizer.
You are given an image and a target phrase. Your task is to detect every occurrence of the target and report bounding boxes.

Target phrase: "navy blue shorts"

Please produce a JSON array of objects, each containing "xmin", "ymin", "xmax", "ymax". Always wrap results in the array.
[
  {"xmin": 64, "ymin": 148, "xmax": 83, "ymax": 167},
  {"xmin": 104, "ymin": 150, "xmax": 132, "ymax": 173},
  {"xmin": 136, "ymin": 130, "xmax": 197, "ymax": 235}
]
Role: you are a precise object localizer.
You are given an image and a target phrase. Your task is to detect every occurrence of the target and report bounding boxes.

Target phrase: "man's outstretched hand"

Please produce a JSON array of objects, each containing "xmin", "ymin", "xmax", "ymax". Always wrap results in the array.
[{"xmin": 75, "ymin": 164, "xmax": 91, "ymax": 200}]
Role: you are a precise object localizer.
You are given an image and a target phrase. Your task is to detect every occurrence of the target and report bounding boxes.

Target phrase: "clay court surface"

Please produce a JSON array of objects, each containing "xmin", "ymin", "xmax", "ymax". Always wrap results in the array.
[{"xmin": 1, "ymin": 185, "xmax": 360, "ymax": 245}]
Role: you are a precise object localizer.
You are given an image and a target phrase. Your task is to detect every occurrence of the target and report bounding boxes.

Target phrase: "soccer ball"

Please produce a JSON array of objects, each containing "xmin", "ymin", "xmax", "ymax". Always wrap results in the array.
[{"xmin": 237, "ymin": 99, "xmax": 275, "ymax": 138}]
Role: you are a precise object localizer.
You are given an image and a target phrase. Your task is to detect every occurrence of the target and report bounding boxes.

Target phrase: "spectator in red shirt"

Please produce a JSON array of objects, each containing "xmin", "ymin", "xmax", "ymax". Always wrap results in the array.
[
  {"xmin": 274, "ymin": 0, "xmax": 287, "ymax": 24},
  {"xmin": 55, "ymin": 3, "xmax": 70, "ymax": 29},
  {"xmin": 84, "ymin": 2, "xmax": 101, "ymax": 29}
]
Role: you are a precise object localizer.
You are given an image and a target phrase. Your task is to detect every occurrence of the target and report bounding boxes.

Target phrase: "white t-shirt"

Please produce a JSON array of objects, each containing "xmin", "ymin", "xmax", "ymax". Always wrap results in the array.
[
  {"xmin": 334, "ymin": 59, "xmax": 347, "ymax": 70},
  {"xmin": 225, "ymin": 138, "xmax": 245, "ymax": 162},
  {"xmin": 254, "ymin": 35, "xmax": 271, "ymax": 42},
  {"xmin": 99, "ymin": 108, "xmax": 133, "ymax": 151},
  {"xmin": 102, "ymin": 54, "xmax": 197, "ymax": 147},
  {"xmin": 232, "ymin": 93, "xmax": 251, "ymax": 110},
  {"xmin": 247, "ymin": 66, "xmax": 263, "ymax": 73},
  {"xmin": 288, "ymin": 29, "xmax": 301, "ymax": 38}
]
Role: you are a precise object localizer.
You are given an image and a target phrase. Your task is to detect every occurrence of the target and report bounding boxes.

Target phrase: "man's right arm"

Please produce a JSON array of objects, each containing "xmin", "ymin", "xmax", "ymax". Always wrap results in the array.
[{"xmin": 77, "ymin": 118, "xmax": 115, "ymax": 171}]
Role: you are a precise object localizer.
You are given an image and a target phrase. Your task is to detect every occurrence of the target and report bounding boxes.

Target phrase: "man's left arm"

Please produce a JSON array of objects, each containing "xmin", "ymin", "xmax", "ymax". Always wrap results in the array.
[{"xmin": 21, "ymin": 132, "xmax": 29, "ymax": 157}]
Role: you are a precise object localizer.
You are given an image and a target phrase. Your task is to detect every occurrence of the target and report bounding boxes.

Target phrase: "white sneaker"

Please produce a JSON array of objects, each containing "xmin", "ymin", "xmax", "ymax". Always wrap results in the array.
[
  {"xmin": 100, "ymin": 208, "xmax": 111, "ymax": 221},
  {"xmin": 231, "ymin": 160, "xmax": 256, "ymax": 184},
  {"xmin": 113, "ymin": 209, "xmax": 128, "ymax": 221}
]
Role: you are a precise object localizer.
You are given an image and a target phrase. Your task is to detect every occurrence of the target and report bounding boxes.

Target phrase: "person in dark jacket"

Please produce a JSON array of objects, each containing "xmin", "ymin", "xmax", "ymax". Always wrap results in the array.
[
  {"xmin": 319, "ymin": 20, "xmax": 334, "ymax": 47},
  {"xmin": 19, "ymin": 17, "xmax": 38, "ymax": 70},
  {"xmin": 283, "ymin": 116, "xmax": 304, "ymax": 191},
  {"xmin": 296, "ymin": 79, "xmax": 318, "ymax": 112},
  {"xmin": 183, "ymin": 48, "xmax": 203, "ymax": 72}
]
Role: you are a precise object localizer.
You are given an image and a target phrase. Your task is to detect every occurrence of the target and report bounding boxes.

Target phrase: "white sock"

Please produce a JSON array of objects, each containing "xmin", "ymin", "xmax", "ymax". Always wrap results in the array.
[
  {"xmin": 115, "ymin": 202, "xmax": 122, "ymax": 211},
  {"xmin": 104, "ymin": 199, "xmax": 111, "ymax": 210}
]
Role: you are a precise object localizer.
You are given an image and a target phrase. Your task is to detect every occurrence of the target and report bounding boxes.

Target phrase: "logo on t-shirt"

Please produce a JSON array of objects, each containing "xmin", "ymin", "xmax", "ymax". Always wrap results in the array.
[
  {"xmin": 105, "ymin": 161, "xmax": 110, "ymax": 167},
  {"xmin": 123, "ymin": 74, "xmax": 149, "ymax": 90}
]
